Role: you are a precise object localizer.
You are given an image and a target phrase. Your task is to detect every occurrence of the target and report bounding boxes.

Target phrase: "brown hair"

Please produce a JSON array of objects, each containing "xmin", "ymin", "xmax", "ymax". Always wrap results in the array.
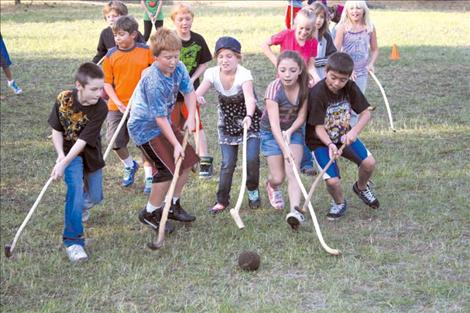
[
  {"xmin": 150, "ymin": 28, "xmax": 182, "ymax": 57},
  {"xmin": 326, "ymin": 52, "xmax": 354, "ymax": 76},
  {"xmin": 310, "ymin": 2, "xmax": 329, "ymax": 38},
  {"xmin": 112, "ymin": 15, "xmax": 139, "ymax": 35},
  {"xmin": 102, "ymin": 1, "xmax": 128, "ymax": 20},
  {"xmin": 277, "ymin": 50, "xmax": 309, "ymax": 106},
  {"xmin": 75, "ymin": 62, "xmax": 104, "ymax": 86},
  {"xmin": 170, "ymin": 3, "xmax": 194, "ymax": 21}
]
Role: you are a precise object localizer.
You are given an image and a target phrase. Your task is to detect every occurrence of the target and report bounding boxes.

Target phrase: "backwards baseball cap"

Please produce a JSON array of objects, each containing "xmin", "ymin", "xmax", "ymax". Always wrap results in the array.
[{"xmin": 214, "ymin": 36, "xmax": 241, "ymax": 54}]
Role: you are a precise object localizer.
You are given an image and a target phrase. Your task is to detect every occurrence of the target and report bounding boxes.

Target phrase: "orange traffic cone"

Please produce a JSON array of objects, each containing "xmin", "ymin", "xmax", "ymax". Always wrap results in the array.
[{"xmin": 389, "ymin": 44, "xmax": 400, "ymax": 61}]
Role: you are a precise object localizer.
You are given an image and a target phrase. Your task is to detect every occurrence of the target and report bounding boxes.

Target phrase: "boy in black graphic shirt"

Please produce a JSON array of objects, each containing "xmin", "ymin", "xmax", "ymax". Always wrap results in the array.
[
  {"xmin": 169, "ymin": 3, "xmax": 214, "ymax": 178},
  {"xmin": 306, "ymin": 52, "xmax": 379, "ymax": 220},
  {"xmin": 48, "ymin": 63, "xmax": 108, "ymax": 261}
]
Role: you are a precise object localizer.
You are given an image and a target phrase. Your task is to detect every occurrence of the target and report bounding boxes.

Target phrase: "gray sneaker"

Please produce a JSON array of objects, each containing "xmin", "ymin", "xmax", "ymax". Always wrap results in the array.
[
  {"xmin": 327, "ymin": 201, "xmax": 347, "ymax": 220},
  {"xmin": 353, "ymin": 182, "xmax": 380, "ymax": 209}
]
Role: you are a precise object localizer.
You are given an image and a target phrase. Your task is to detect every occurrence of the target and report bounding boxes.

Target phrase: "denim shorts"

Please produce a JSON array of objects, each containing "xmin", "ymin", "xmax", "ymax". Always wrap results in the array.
[{"xmin": 260, "ymin": 129, "xmax": 304, "ymax": 157}]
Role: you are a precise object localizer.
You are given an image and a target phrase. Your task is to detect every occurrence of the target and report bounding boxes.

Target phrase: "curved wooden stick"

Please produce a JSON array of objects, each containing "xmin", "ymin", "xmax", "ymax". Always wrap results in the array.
[
  {"xmin": 283, "ymin": 133, "xmax": 341, "ymax": 256},
  {"xmin": 230, "ymin": 125, "xmax": 248, "ymax": 229},
  {"xmin": 369, "ymin": 71, "xmax": 396, "ymax": 132},
  {"xmin": 151, "ymin": 130, "xmax": 190, "ymax": 249},
  {"xmin": 4, "ymin": 177, "xmax": 54, "ymax": 258},
  {"xmin": 194, "ymin": 109, "xmax": 200, "ymax": 156}
]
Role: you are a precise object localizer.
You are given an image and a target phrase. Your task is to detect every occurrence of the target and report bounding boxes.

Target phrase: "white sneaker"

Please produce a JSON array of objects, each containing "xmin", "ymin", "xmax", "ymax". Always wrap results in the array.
[
  {"xmin": 82, "ymin": 208, "xmax": 90, "ymax": 222},
  {"xmin": 286, "ymin": 208, "xmax": 305, "ymax": 230},
  {"xmin": 65, "ymin": 244, "xmax": 88, "ymax": 262}
]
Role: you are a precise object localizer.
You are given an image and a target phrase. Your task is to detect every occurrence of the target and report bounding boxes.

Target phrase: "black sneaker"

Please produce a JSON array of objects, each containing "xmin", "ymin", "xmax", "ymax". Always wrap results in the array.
[
  {"xmin": 352, "ymin": 181, "xmax": 380, "ymax": 209},
  {"xmin": 327, "ymin": 201, "xmax": 347, "ymax": 220},
  {"xmin": 168, "ymin": 199, "xmax": 196, "ymax": 222},
  {"xmin": 247, "ymin": 189, "xmax": 261, "ymax": 209},
  {"xmin": 138, "ymin": 207, "xmax": 175, "ymax": 233}
]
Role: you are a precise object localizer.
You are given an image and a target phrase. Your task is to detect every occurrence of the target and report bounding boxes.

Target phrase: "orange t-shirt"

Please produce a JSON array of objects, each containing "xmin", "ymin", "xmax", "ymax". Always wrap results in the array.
[{"xmin": 103, "ymin": 43, "xmax": 154, "ymax": 111}]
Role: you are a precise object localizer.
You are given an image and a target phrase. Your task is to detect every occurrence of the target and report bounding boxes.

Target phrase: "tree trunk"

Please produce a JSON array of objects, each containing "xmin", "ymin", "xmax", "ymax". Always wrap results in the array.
[{"xmin": 15, "ymin": 0, "xmax": 21, "ymax": 5}]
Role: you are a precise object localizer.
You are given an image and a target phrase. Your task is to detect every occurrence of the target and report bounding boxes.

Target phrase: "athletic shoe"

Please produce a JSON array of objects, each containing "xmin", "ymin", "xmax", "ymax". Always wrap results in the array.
[
  {"xmin": 327, "ymin": 201, "xmax": 347, "ymax": 220},
  {"xmin": 353, "ymin": 181, "xmax": 380, "ymax": 209},
  {"xmin": 286, "ymin": 207, "xmax": 305, "ymax": 230},
  {"xmin": 168, "ymin": 199, "xmax": 196, "ymax": 222},
  {"xmin": 8, "ymin": 80, "xmax": 22, "ymax": 95},
  {"xmin": 122, "ymin": 160, "xmax": 139, "ymax": 187},
  {"xmin": 82, "ymin": 208, "xmax": 90, "ymax": 222},
  {"xmin": 138, "ymin": 207, "xmax": 175, "ymax": 233},
  {"xmin": 199, "ymin": 156, "xmax": 214, "ymax": 178},
  {"xmin": 266, "ymin": 181, "xmax": 284, "ymax": 210},
  {"xmin": 65, "ymin": 244, "xmax": 88, "ymax": 262},
  {"xmin": 143, "ymin": 177, "xmax": 153, "ymax": 194},
  {"xmin": 247, "ymin": 189, "xmax": 261, "ymax": 209}
]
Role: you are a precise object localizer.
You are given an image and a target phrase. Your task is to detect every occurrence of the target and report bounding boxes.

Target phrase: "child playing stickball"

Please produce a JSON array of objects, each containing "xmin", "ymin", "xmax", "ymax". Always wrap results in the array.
[
  {"xmin": 306, "ymin": 52, "xmax": 380, "ymax": 220},
  {"xmin": 127, "ymin": 28, "xmax": 199, "ymax": 234},
  {"xmin": 48, "ymin": 63, "xmax": 108, "ymax": 262}
]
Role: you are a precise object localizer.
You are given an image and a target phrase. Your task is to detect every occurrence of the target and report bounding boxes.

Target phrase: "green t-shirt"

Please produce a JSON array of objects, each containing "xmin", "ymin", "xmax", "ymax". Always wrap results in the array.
[{"xmin": 143, "ymin": 0, "xmax": 163, "ymax": 21}]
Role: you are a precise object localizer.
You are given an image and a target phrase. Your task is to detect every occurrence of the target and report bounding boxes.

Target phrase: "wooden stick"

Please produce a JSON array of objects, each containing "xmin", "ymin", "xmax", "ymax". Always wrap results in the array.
[
  {"xmin": 369, "ymin": 71, "xmax": 396, "ymax": 132},
  {"xmin": 4, "ymin": 177, "xmax": 54, "ymax": 258},
  {"xmin": 151, "ymin": 130, "xmax": 190, "ymax": 249},
  {"xmin": 230, "ymin": 125, "xmax": 248, "ymax": 229},
  {"xmin": 194, "ymin": 109, "xmax": 200, "ymax": 156},
  {"xmin": 283, "ymin": 133, "xmax": 341, "ymax": 256},
  {"xmin": 103, "ymin": 103, "xmax": 132, "ymax": 161}
]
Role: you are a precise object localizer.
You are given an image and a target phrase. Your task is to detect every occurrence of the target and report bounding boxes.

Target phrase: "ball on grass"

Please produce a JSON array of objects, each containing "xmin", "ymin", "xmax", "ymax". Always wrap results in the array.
[{"xmin": 238, "ymin": 251, "xmax": 260, "ymax": 271}]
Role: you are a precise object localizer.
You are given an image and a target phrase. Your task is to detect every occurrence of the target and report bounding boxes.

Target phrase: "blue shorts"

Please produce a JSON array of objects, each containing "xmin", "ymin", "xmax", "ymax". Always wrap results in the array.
[
  {"xmin": 260, "ymin": 129, "xmax": 304, "ymax": 157},
  {"xmin": 313, "ymin": 138, "xmax": 371, "ymax": 180},
  {"xmin": 0, "ymin": 37, "xmax": 12, "ymax": 68}
]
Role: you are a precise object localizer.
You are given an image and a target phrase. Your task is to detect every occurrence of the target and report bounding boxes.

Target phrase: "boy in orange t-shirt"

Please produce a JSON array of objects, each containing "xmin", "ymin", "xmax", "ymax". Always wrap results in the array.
[{"xmin": 102, "ymin": 15, "xmax": 154, "ymax": 191}]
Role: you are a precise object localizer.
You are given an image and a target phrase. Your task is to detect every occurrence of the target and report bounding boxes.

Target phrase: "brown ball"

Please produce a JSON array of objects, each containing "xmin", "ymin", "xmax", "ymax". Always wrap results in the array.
[{"xmin": 238, "ymin": 251, "xmax": 260, "ymax": 271}]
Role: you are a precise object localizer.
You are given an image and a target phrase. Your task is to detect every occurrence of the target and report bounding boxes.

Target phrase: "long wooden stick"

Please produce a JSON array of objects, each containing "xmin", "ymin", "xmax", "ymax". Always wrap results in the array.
[
  {"xmin": 151, "ymin": 130, "xmax": 190, "ymax": 249},
  {"xmin": 369, "ymin": 71, "xmax": 396, "ymax": 132},
  {"xmin": 4, "ymin": 177, "xmax": 54, "ymax": 258},
  {"xmin": 283, "ymin": 133, "xmax": 341, "ymax": 256},
  {"xmin": 230, "ymin": 125, "xmax": 248, "ymax": 229},
  {"xmin": 301, "ymin": 143, "xmax": 347, "ymax": 256}
]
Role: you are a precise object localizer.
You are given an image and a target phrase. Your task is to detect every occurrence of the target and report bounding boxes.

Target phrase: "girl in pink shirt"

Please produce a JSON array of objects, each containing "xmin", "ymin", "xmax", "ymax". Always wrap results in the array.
[{"xmin": 261, "ymin": 7, "xmax": 320, "ymax": 86}]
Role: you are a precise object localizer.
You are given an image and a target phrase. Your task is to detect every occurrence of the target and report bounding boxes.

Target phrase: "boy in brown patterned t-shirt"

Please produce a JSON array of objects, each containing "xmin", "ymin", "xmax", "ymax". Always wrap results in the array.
[{"xmin": 48, "ymin": 63, "xmax": 108, "ymax": 262}]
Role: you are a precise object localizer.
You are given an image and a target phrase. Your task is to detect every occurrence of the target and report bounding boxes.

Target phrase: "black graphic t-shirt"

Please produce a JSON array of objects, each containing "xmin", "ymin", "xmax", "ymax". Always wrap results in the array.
[
  {"xmin": 306, "ymin": 79, "xmax": 370, "ymax": 150},
  {"xmin": 48, "ymin": 89, "xmax": 108, "ymax": 173},
  {"xmin": 177, "ymin": 31, "xmax": 212, "ymax": 101}
]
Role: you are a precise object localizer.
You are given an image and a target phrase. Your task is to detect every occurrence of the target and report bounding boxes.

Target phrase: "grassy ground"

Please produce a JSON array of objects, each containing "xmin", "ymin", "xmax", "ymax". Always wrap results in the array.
[{"xmin": 1, "ymin": 2, "xmax": 470, "ymax": 312}]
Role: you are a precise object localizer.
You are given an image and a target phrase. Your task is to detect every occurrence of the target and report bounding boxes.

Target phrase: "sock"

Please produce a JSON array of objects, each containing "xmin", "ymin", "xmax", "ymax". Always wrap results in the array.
[
  {"xmin": 172, "ymin": 197, "xmax": 179, "ymax": 204},
  {"xmin": 144, "ymin": 166, "xmax": 153, "ymax": 179},
  {"xmin": 146, "ymin": 202, "xmax": 162, "ymax": 213},
  {"xmin": 7, "ymin": 80, "xmax": 14, "ymax": 86},
  {"xmin": 121, "ymin": 156, "xmax": 134, "ymax": 168}
]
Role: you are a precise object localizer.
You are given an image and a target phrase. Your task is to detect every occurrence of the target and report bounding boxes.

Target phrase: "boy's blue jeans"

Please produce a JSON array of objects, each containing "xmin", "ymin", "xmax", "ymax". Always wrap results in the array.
[
  {"xmin": 217, "ymin": 138, "xmax": 260, "ymax": 207},
  {"xmin": 63, "ymin": 156, "xmax": 103, "ymax": 247}
]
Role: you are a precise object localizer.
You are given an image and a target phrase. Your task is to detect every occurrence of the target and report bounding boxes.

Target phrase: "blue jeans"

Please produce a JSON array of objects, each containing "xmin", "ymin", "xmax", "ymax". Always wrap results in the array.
[
  {"xmin": 63, "ymin": 156, "xmax": 103, "ymax": 247},
  {"xmin": 217, "ymin": 138, "xmax": 260, "ymax": 206},
  {"xmin": 351, "ymin": 73, "xmax": 368, "ymax": 127}
]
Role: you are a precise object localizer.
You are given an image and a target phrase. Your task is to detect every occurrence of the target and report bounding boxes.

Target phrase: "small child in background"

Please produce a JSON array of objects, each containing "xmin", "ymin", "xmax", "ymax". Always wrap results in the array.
[
  {"xmin": 196, "ymin": 37, "xmax": 262, "ymax": 213},
  {"xmin": 306, "ymin": 52, "xmax": 379, "ymax": 220},
  {"xmin": 335, "ymin": 0, "xmax": 378, "ymax": 94},
  {"xmin": 1, "ymin": 33, "xmax": 22, "ymax": 95},
  {"xmin": 170, "ymin": 3, "xmax": 214, "ymax": 178},
  {"xmin": 328, "ymin": 3, "xmax": 344, "ymax": 39},
  {"xmin": 285, "ymin": 0, "xmax": 305, "ymax": 29},
  {"xmin": 92, "ymin": 1, "xmax": 145, "ymax": 64},
  {"xmin": 127, "ymin": 28, "xmax": 198, "ymax": 233},
  {"xmin": 140, "ymin": 0, "xmax": 164, "ymax": 42},
  {"xmin": 260, "ymin": 51, "xmax": 309, "ymax": 230},
  {"xmin": 48, "ymin": 63, "xmax": 108, "ymax": 261},
  {"xmin": 102, "ymin": 16, "xmax": 154, "ymax": 192},
  {"xmin": 309, "ymin": 2, "xmax": 337, "ymax": 79}
]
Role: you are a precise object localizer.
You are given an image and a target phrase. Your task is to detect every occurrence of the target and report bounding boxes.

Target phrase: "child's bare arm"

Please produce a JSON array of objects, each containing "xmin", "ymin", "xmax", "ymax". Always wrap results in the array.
[
  {"xmin": 154, "ymin": 0, "xmax": 163, "ymax": 21},
  {"xmin": 183, "ymin": 91, "xmax": 197, "ymax": 131},
  {"xmin": 190, "ymin": 62, "xmax": 209, "ymax": 85},
  {"xmin": 241, "ymin": 80, "xmax": 257, "ymax": 128},
  {"xmin": 195, "ymin": 79, "xmax": 212, "ymax": 105},
  {"xmin": 51, "ymin": 139, "xmax": 87, "ymax": 180},
  {"xmin": 141, "ymin": 0, "xmax": 154, "ymax": 21},
  {"xmin": 104, "ymin": 83, "xmax": 126, "ymax": 113},
  {"xmin": 261, "ymin": 38, "xmax": 278, "ymax": 67},
  {"xmin": 51, "ymin": 129, "xmax": 65, "ymax": 162},
  {"xmin": 367, "ymin": 27, "xmax": 379, "ymax": 72},
  {"xmin": 315, "ymin": 125, "xmax": 340, "ymax": 159},
  {"xmin": 334, "ymin": 25, "xmax": 345, "ymax": 51}
]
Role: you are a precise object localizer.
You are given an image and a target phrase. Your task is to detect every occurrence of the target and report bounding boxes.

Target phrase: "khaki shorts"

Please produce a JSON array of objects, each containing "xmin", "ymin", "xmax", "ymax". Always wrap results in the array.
[{"xmin": 106, "ymin": 110, "xmax": 129, "ymax": 150}]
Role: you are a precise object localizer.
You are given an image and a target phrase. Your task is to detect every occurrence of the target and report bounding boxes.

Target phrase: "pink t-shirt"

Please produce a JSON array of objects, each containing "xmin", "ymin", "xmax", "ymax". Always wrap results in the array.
[{"xmin": 270, "ymin": 29, "xmax": 318, "ymax": 65}]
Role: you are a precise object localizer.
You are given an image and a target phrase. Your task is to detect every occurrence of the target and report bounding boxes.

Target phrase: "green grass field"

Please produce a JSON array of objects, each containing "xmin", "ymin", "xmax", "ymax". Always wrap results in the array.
[{"xmin": 1, "ymin": 2, "xmax": 469, "ymax": 312}]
